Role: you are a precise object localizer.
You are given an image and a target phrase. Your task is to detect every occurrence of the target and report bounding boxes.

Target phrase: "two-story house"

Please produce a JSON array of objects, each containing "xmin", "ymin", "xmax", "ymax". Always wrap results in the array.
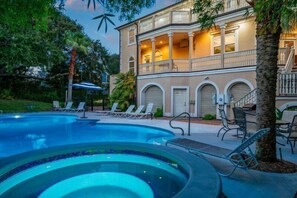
[{"xmin": 114, "ymin": 0, "xmax": 297, "ymax": 118}]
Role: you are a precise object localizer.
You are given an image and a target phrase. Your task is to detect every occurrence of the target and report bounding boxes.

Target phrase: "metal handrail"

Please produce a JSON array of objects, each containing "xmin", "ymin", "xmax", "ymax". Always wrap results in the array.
[{"xmin": 169, "ymin": 112, "xmax": 191, "ymax": 136}]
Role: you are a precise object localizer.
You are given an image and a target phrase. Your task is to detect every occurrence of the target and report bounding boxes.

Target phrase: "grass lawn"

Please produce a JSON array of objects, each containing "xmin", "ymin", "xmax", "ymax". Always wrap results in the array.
[{"xmin": 0, "ymin": 99, "xmax": 52, "ymax": 113}]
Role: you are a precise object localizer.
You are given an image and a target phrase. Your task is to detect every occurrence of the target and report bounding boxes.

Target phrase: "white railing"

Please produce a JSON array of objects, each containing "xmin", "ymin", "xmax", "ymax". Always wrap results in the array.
[
  {"xmin": 282, "ymin": 47, "xmax": 295, "ymax": 73},
  {"xmin": 138, "ymin": 47, "xmax": 293, "ymax": 75},
  {"xmin": 278, "ymin": 73, "xmax": 297, "ymax": 95},
  {"xmin": 234, "ymin": 88, "xmax": 257, "ymax": 107},
  {"xmin": 192, "ymin": 55, "xmax": 221, "ymax": 71},
  {"xmin": 223, "ymin": 0, "xmax": 250, "ymax": 13},
  {"xmin": 224, "ymin": 49, "xmax": 256, "ymax": 68},
  {"xmin": 155, "ymin": 13, "xmax": 170, "ymax": 28},
  {"xmin": 173, "ymin": 59, "xmax": 189, "ymax": 72},
  {"xmin": 172, "ymin": 11, "xmax": 190, "ymax": 23},
  {"xmin": 155, "ymin": 60, "xmax": 171, "ymax": 73},
  {"xmin": 139, "ymin": 63, "xmax": 153, "ymax": 75}
]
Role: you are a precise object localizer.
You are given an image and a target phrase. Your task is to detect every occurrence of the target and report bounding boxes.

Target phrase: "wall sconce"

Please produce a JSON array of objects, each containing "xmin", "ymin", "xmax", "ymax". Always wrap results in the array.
[{"xmin": 204, "ymin": 76, "xmax": 209, "ymax": 80}]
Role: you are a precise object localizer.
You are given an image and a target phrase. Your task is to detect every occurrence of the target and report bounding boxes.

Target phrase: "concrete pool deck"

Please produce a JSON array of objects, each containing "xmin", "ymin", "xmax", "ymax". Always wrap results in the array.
[{"xmin": 74, "ymin": 111, "xmax": 297, "ymax": 198}]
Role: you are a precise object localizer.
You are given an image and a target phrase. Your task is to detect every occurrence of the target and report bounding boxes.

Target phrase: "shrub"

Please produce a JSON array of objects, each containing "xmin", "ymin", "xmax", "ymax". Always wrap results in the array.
[
  {"xmin": 275, "ymin": 108, "xmax": 283, "ymax": 120},
  {"xmin": 154, "ymin": 107, "xmax": 163, "ymax": 117},
  {"xmin": 0, "ymin": 89, "xmax": 13, "ymax": 100},
  {"xmin": 202, "ymin": 114, "xmax": 216, "ymax": 120}
]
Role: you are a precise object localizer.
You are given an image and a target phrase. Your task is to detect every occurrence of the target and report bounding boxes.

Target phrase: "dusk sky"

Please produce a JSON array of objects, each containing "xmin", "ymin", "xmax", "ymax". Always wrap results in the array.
[{"xmin": 63, "ymin": 0, "xmax": 178, "ymax": 54}]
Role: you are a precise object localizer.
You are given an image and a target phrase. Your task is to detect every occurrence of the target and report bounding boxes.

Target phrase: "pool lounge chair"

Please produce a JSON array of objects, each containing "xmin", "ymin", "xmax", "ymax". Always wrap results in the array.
[
  {"xmin": 166, "ymin": 128, "xmax": 270, "ymax": 177},
  {"xmin": 126, "ymin": 105, "xmax": 145, "ymax": 118},
  {"xmin": 129, "ymin": 103, "xmax": 154, "ymax": 119},
  {"xmin": 112, "ymin": 105, "xmax": 135, "ymax": 117},
  {"xmin": 96, "ymin": 103, "xmax": 118, "ymax": 115},
  {"xmin": 71, "ymin": 102, "xmax": 85, "ymax": 112},
  {"xmin": 52, "ymin": 101, "xmax": 60, "ymax": 111},
  {"xmin": 58, "ymin": 101, "xmax": 73, "ymax": 112}
]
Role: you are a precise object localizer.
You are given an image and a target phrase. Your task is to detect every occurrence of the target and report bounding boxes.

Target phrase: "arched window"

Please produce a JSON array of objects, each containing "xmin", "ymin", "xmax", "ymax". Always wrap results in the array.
[{"xmin": 129, "ymin": 56, "xmax": 135, "ymax": 72}]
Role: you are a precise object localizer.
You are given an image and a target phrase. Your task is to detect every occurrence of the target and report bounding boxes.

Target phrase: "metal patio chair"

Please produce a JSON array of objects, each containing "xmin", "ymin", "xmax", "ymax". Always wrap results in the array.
[{"xmin": 217, "ymin": 108, "xmax": 240, "ymax": 140}]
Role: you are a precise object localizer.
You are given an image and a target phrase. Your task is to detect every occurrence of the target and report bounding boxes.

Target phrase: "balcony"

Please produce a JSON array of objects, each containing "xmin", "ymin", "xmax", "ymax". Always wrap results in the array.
[
  {"xmin": 139, "ymin": 0, "xmax": 250, "ymax": 34},
  {"xmin": 138, "ymin": 48, "xmax": 291, "ymax": 75}
]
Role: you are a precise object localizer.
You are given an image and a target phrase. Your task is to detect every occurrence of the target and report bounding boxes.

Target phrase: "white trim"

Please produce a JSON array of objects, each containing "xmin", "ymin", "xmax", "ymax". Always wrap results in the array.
[
  {"xmin": 195, "ymin": 81, "xmax": 220, "ymax": 118},
  {"xmin": 171, "ymin": 86, "xmax": 189, "ymax": 116},
  {"xmin": 137, "ymin": 66, "xmax": 256, "ymax": 80},
  {"xmin": 139, "ymin": 83, "xmax": 166, "ymax": 115},
  {"xmin": 278, "ymin": 102, "xmax": 297, "ymax": 111}
]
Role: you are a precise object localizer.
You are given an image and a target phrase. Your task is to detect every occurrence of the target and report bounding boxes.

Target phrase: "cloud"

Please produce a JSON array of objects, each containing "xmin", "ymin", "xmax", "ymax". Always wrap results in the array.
[{"xmin": 65, "ymin": 0, "xmax": 104, "ymax": 12}]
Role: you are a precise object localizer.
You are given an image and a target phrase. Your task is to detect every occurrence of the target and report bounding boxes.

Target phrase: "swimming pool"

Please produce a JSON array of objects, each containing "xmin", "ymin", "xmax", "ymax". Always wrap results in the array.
[
  {"xmin": 0, "ymin": 113, "xmax": 222, "ymax": 197},
  {"xmin": 0, "ymin": 113, "xmax": 174, "ymax": 157}
]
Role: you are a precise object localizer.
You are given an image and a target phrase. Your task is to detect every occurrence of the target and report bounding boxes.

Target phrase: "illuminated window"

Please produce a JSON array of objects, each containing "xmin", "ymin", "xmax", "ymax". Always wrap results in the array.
[
  {"xmin": 128, "ymin": 28, "xmax": 135, "ymax": 44},
  {"xmin": 129, "ymin": 56, "xmax": 135, "ymax": 72},
  {"xmin": 212, "ymin": 30, "xmax": 236, "ymax": 54}
]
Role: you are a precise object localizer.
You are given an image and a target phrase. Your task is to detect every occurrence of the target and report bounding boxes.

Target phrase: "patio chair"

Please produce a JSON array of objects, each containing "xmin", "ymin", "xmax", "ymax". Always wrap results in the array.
[
  {"xmin": 217, "ymin": 108, "xmax": 240, "ymax": 140},
  {"xmin": 126, "ymin": 105, "xmax": 145, "ymax": 118},
  {"xmin": 233, "ymin": 107, "xmax": 257, "ymax": 141},
  {"xmin": 129, "ymin": 103, "xmax": 154, "ymax": 119},
  {"xmin": 52, "ymin": 101, "xmax": 60, "ymax": 111},
  {"xmin": 58, "ymin": 101, "xmax": 73, "ymax": 112},
  {"xmin": 96, "ymin": 103, "xmax": 118, "ymax": 115},
  {"xmin": 112, "ymin": 105, "xmax": 135, "ymax": 117},
  {"xmin": 277, "ymin": 115, "xmax": 297, "ymax": 154},
  {"xmin": 71, "ymin": 102, "xmax": 85, "ymax": 112},
  {"xmin": 166, "ymin": 128, "xmax": 270, "ymax": 177}
]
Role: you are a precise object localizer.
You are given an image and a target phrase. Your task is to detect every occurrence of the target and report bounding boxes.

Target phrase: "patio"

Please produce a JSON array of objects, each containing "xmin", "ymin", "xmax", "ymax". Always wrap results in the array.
[{"xmin": 77, "ymin": 112, "xmax": 297, "ymax": 198}]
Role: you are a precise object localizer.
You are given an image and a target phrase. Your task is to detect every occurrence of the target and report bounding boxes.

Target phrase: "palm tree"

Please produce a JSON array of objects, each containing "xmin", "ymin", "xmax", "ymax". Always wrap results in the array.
[
  {"xmin": 65, "ymin": 31, "xmax": 90, "ymax": 101},
  {"xmin": 109, "ymin": 71, "xmax": 136, "ymax": 110},
  {"xmin": 193, "ymin": 0, "xmax": 297, "ymax": 162}
]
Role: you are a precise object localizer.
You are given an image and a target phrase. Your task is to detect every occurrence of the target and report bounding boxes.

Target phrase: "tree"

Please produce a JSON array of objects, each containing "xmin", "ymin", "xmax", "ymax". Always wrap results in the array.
[
  {"xmin": 193, "ymin": 0, "xmax": 297, "ymax": 162},
  {"xmin": 109, "ymin": 71, "xmax": 136, "ymax": 110},
  {"xmin": 65, "ymin": 31, "xmax": 91, "ymax": 101}
]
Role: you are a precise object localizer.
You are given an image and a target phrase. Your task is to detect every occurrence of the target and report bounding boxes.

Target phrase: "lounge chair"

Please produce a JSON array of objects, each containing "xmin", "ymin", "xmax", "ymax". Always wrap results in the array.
[
  {"xmin": 217, "ymin": 108, "xmax": 240, "ymax": 140},
  {"xmin": 71, "ymin": 102, "xmax": 85, "ymax": 112},
  {"xmin": 129, "ymin": 103, "xmax": 154, "ymax": 119},
  {"xmin": 57, "ymin": 101, "xmax": 73, "ymax": 112},
  {"xmin": 166, "ymin": 128, "xmax": 270, "ymax": 177},
  {"xmin": 96, "ymin": 103, "xmax": 118, "ymax": 115},
  {"xmin": 126, "ymin": 105, "xmax": 145, "ymax": 118},
  {"xmin": 52, "ymin": 101, "xmax": 60, "ymax": 111},
  {"xmin": 112, "ymin": 105, "xmax": 135, "ymax": 117}
]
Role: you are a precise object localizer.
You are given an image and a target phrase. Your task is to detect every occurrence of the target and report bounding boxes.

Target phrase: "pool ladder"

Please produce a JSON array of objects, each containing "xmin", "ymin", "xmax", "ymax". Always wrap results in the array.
[{"xmin": 169, "ymin": 112, "xmax": 191, "ymax": 136}]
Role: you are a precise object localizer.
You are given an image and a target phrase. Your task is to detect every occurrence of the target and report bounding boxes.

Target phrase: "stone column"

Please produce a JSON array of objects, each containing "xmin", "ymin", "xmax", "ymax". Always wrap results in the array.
[
  {"xmin": 151, "ymin": 37, "xmax": 155, "ymax": 73},
  {"xmin": 220, "ymin": 24, "xmax": 226, "ymax": 68},
  {"xmin": 188, "ymin": 32, "xmax": 194, "ymax": 71},
  {"xmin": 168, "ymin": 32, "xmax": 173, "ymax": 71}
]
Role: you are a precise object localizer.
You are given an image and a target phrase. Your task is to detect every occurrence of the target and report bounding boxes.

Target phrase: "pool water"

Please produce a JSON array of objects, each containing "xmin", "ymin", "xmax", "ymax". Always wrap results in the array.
[
  {"xmin": 1, "ymin": 154, "xmax": 187, "ymax": 198},
  {"xmin": 0, "ymin": 114, "xmax": 174, "ymax": 157}
]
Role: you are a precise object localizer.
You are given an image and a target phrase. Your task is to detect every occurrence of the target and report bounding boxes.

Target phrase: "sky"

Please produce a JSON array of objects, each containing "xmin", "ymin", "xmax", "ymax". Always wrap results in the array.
[{"xmin": 63, "ymin": 0, "xmax": 178, "ymax": 54}]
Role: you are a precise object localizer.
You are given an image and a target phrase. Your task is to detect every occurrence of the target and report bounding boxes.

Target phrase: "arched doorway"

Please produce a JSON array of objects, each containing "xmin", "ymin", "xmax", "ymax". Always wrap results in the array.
[
  {"xmin": 144, "ymin": 85, "xmax": 163, "ymax": 112},
  {"xmin": 200, "ymin": 84, "xmax": 217, "ymax": 117}
]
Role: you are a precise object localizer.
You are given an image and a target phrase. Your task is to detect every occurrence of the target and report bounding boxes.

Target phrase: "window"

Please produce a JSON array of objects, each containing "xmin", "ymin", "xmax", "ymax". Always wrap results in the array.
[
  {"xmin": 129, "ymin": 56, "xmax": 135, "ymax": 72},
  {"xmin": 212, "ymin": 30, "xmax": 236, "ymax": 54},
  {"xmin": 128, "ymin": 28, "xmax": 135, "ymax": 44}
]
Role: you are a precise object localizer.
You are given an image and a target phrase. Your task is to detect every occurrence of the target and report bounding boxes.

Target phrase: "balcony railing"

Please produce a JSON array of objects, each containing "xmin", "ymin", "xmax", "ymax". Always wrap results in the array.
[
  {"xmin": 278, "ymin": 73, "xmax": 297, "ymax": 96},
  {"xmin": 138, "ymin": 47, "xmax": 294, "ymax": 75},
  {"xmin": 139, "ymin": 0, "xmax": 251, "ymax": 34}
]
